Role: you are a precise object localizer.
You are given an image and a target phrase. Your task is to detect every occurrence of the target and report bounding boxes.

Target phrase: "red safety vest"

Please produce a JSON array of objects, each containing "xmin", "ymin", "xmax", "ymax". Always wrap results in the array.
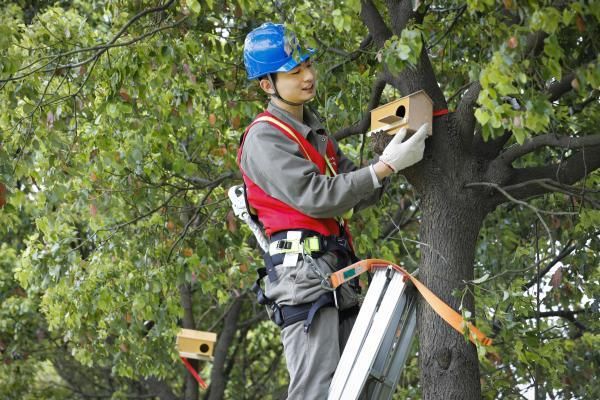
[{"xmin": 237, "ymin": 111, "xmax": 347, "ymax": 238}]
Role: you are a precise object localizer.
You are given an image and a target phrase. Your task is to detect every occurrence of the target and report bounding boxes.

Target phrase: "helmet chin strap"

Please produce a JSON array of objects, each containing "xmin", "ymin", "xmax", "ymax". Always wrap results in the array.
[{"xmin": 268, "ymin": 74, "xmax": 304, "ymax": 107}]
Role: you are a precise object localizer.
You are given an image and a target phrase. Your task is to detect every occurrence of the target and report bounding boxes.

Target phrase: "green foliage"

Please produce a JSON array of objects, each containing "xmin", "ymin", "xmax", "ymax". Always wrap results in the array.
[
  {"xmin": 472, "ymin": 193, "xmax": 599, "ymax": 399},
  {"xmin": 380, "ymin": 29, "xmax": 423, "ymax": 75},
  {"xmin": 0, "ymin": 0, "xmax": 598, "ymax": 399}
]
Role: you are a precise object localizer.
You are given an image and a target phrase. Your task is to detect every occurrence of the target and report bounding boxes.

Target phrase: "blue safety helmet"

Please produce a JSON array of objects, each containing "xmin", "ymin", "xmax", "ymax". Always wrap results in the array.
[{"xmin": 243, "ymin": 23, "xmax": 316, "ymax": 80}]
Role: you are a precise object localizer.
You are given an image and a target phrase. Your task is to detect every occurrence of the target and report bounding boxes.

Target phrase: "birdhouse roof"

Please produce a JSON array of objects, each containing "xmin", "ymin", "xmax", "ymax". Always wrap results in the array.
[
  {"xmin": 178, "ymin": 329, "xmax": 217, "ymax": 341},
  {"xmin": 370, "ymin": 90, "xmax": 432, "ymax": 113}
]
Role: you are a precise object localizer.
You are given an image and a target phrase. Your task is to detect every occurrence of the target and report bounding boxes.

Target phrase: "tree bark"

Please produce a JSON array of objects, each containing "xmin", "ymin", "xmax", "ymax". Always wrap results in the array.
[
  {"xmin": 180, "ymin": 283, "xmax": 199, "ymax": 400},
  {"xmin": 418, "ymin": 193, "xmax": 485, "ymax": 400},
  {"xmin": 207, "ymin": 296, "xmax": 243, "ymax": 400},
  {"xmin": 414, "ymin": 116, "xmax": 487, "ymax": 399}
]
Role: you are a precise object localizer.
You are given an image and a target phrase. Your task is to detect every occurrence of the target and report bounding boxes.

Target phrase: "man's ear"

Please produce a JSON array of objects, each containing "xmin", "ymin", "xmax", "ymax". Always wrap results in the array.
[{"xmin": 259, "ymin": 78, "xmax": 276, "ymax": 95}]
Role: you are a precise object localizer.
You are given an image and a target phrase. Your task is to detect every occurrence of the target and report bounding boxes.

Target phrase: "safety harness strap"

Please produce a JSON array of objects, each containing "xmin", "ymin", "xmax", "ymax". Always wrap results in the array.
[
  {"xmin": 281, "ymin": 292, "xmax": 335, "ymax": 332},
  {"xmin": 253, "ymin": 115, "xmax": 327, "ymax": 171},
  {"xmin": 265, "ymin": 230, "xmax": 357, "ymax": 283},
  {"xmin": 253, "ymin": 114, "xmax": 355, "ymax": 225},
  {"xmin": 251, "ymin": 267, "xmax": 336, "ymax": 333}
]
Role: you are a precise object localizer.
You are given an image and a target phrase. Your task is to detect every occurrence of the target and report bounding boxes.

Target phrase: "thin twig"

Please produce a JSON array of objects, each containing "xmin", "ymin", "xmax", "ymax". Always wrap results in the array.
[
  {"xmin": 0, "ymin": 1, "xmax": 181, "ymax": 83},
  {"xmin": 465, "ymin": 181, "xmax": 561, "ymax": 253}
]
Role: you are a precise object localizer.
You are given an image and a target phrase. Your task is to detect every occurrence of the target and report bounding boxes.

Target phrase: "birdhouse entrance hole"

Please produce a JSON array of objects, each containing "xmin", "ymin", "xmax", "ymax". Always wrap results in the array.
[
  {"xmin": 395, "ymin": 105, "xmax": 406, "ymax": 119},
  {"xmin": 200, "ymin": 344, "xmax": 210, "ymax": 353}
]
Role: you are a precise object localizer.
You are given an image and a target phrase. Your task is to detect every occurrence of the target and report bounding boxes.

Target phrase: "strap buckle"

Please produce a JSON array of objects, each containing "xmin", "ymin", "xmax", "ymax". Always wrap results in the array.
[
  {"xmin": 276, "ymin": 240, "xmax": 293, "ymax": 250},
  {"xmin": 269, "ymin": 239, "xmax": 301, "ymax": 255},
  {"xmin": 269, "ymin": 235, "xmax": 324, "ymax": 256},
  {"xmin": 302, "ymin": 236, "xmax": 322, "ymax": 255}
]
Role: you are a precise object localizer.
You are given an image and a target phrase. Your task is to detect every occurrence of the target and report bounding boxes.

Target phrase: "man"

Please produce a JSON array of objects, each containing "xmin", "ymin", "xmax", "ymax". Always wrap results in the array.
[{"xmin": 238, "ymin": 22, "xmax": 430, "ymax": 399}]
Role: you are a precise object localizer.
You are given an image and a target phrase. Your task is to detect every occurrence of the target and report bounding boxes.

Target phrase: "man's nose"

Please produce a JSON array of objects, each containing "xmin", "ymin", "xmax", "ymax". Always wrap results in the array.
[{"xmin": 302, "ymin": 67, "xmax": 315, "ymax": 82}]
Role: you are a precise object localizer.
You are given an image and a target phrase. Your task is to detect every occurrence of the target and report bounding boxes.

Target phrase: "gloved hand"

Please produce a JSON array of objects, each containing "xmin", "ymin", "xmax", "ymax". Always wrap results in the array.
[{"xmin": 379, "ymin": 123, "xmax": 430, "ymax": 172}]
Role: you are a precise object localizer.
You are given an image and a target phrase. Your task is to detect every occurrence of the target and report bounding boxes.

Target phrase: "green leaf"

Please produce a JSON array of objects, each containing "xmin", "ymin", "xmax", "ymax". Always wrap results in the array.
[
  {"xmin": 475, "ymin": 108, "xmax": 490, "ymax": 125},
  {"xmin": 187, "ymin": 0, "xmax": 201, "ymax": 14}
]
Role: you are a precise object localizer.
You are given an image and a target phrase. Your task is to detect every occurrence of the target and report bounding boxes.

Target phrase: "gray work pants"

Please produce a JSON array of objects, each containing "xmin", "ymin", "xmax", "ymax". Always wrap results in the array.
[{"xmin": 265, "ymin": 252, "xmax": 359, "ymax": 400}]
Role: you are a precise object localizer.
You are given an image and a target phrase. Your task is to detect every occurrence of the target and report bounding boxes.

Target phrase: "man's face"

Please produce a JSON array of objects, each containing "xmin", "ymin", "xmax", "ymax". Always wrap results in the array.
[{"xmin": 272, "ymin": 60, "xmax": 317, "ymax": 103}]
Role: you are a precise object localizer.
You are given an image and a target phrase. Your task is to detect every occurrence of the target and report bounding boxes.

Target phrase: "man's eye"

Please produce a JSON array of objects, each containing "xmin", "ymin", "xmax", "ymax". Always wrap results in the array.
[{"xmin": 291, "ymin": 70, "xmax": 300, "ymax": 74}]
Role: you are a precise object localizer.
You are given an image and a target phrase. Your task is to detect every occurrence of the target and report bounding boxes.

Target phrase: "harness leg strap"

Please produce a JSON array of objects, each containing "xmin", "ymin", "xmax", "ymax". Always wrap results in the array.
[
  {"xmin": 303, "ymin": 292, "xmax": 335, "ymax": 333},
  {"xmin": 280, "ymin": 292, "xmax": 335, "ymax": 333},
  {"xmin": 262, "ymin": 252, "xmax": 279, "ymax": 282}
]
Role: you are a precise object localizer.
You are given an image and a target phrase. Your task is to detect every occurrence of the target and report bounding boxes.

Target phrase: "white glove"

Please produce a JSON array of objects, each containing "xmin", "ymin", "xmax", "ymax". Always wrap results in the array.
[{"xmin": 380, "ymin": 123, "xmax": 430, "ymax": 172}]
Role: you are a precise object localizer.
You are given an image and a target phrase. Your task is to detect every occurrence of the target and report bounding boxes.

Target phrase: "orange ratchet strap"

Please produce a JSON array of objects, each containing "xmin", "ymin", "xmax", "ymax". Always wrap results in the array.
[{"xmin": 330, "ymin": 258, "xmax": 492, "ymax": 347}]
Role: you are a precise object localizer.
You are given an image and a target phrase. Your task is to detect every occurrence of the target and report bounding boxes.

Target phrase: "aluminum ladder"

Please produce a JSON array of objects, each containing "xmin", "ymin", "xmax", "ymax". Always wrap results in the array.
[{"xmin": 328, "ymin": 267, "xmax": 417, "ymax": 400}]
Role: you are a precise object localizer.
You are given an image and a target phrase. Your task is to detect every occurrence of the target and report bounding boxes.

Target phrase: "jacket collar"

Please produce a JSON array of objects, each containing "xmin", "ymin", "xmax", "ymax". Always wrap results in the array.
[{"xmin": 267, "ymin": 101, "xmax": 327, "ymax": 138}]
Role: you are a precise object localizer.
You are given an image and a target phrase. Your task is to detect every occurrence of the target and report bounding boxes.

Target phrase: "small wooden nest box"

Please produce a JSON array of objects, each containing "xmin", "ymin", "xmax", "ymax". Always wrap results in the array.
[
  {"xmin": 369, "ymin": 90, "xmax": 433, "ymax": 136},
  {"xmin": 177, "ymin": 329, "xmax": 217, "ymax": 361}
]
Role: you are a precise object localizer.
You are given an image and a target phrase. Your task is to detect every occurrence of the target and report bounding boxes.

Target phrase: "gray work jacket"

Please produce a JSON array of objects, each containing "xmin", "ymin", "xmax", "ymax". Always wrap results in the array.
[{"xmin": 240, "ymin": 101, "xmax": 384, "ymax": 220}]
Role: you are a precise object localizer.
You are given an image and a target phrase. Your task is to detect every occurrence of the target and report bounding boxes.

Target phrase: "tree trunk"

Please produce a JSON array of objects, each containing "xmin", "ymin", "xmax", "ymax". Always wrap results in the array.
[
  {"xmin": 207, "ymin": 295, "xmax": 243, "ymax": 400},
  {"xmin": 180, "ymin": 283, "xmax": 199, "ymax": 400},
  {"xmin": 403, "ymin": 112, "xmax": 489, "ymax": 399},
  {"xmin": 417, "ymin": 184, "xmax": 485, "ymax": 399}
]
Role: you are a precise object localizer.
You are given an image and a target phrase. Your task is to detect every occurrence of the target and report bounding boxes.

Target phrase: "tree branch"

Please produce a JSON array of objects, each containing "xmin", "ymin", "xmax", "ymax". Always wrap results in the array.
[
  {"xmin": 497, "ymin": 133, "xmax": 600, "ymax": 165},
  {"xmin": 569, "ymin": 90, "xmax": 600, "ymax": 115},
  {"xmin": 454, "ymin": 81, "xmax": 480, "ymax": 150},
  {"xmin": 0, "ymin": 55, "xmax": 60, "ymax": 83},
  {"xmin": 0, "ymin": 0, "xmax": 179, "ymax": 83},
  {"xmin": 464, "ymin": 181, "xmax": 568, "ymax": 247},
  {"xmin": 333, "ymin": 74, "xmax": 387, "ymax": 140},
  {"xmin": 547, "ymin": 72, "xmax": 576, "ymax": 102},
  {"xmin": 179, "ymin": 283, "xmax": 196, "ymax": 329},
  {"xmin": 177, "ymin": 171, "xmax": 237, "ymax": 189},
  {"xmin": 503, "ymin": 147, "xmax": 600, "ymax": 201},
  {"xmin": 524, "ymin": 31, "xmax": 547, "ymax": 58},
  {"xmin": 426, "ymin": 5, "xmax": 467, "ymax": 50},
  {"xmin": 379, "ymin": 199, "xmax": 417, "ymax": 241},
  {"xmin": 473, "ymin": 130, "xmax": 513, "ymax": 160},
  {"xmin": 360, "ymin": 0, "xmax": 392, "ymax": 48},
  {"xmin": 530, "ymin": 309, "xmax": 589, "ymax": 319},
  {"xmin": 521, "ymin": 309, "xmax": 590, "ymax": 333},
  {"xmin": 178, "ymin": 281, "xmax": 199, "ymax": 400},
  {"xmin": 522, "ymin": 241, "xmax": 576, "ymax": 291},
  {"xmin": 499, "ymin": 178, "xmax": 600, "ymax": 209},
  {"xmin": 143, "ymin": 377, "xmax": 178, "ymax": 400},
  {"xmin": 385, "ymin": 0, "xmax": 418, "ymax": 36},
  {"xmin": 325, "ymin": 34, "xmax": 373, "ymax": 74}
]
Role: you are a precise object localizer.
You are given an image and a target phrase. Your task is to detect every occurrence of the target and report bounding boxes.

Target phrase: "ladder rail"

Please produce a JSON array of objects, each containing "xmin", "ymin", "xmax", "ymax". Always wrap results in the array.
[
  {"xmin": 366, "ymin": 290, "xmax": 417, "ymax": 400},
  {"xmin": 338, "ymin": 271, "xmax": 408, "ymax": 399},
  {"xmin": 328, "ymin": 269, "xmax": 390, "ymax": 399},
  {"xmin": 328, "ymin": 268, "xmax": 418, "ymax": 400}
]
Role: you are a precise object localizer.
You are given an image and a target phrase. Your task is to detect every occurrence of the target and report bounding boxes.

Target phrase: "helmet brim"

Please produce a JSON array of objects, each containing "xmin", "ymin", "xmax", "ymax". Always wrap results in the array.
[{"xmin": 274, "ymin": 48, "xmax": 316, "ymax": 74}]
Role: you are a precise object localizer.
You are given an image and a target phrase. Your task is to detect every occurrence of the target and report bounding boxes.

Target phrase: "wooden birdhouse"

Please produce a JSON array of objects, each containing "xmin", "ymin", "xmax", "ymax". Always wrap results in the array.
[
  {"xmin": 176, "ymin": 329, "xmax": 217, "ymax": 361},
  {"xmin": 369, "ymin": 90, "xmax": 433, "ymax": 136}
]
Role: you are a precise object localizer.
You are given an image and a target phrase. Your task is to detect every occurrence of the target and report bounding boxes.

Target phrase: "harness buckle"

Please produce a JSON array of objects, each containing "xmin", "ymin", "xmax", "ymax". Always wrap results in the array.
[
  {"xmin": 276, "ymin": 240, "xmax": 293, "ymax": 250},
  {"xmin": 270, "ymin": 303, "xmax": 284, "ymax": 326},
  {"xmin": 335, "ymin": 237, "xmax": 348, "ymax": 249},
  {"xmin": 302, "ymin": 236, "xmax": 323, "ymax": 256}
]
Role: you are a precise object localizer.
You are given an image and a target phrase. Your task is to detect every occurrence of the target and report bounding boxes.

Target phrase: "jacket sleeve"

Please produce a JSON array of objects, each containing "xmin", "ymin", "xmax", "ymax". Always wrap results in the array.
[
  {"xmin": 240, "ymin": 122, "xmax": 377, "ymax": 219},
  {"xmin": 329, "ymin": 136, "xmax": 387, "ymax": 213}
]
